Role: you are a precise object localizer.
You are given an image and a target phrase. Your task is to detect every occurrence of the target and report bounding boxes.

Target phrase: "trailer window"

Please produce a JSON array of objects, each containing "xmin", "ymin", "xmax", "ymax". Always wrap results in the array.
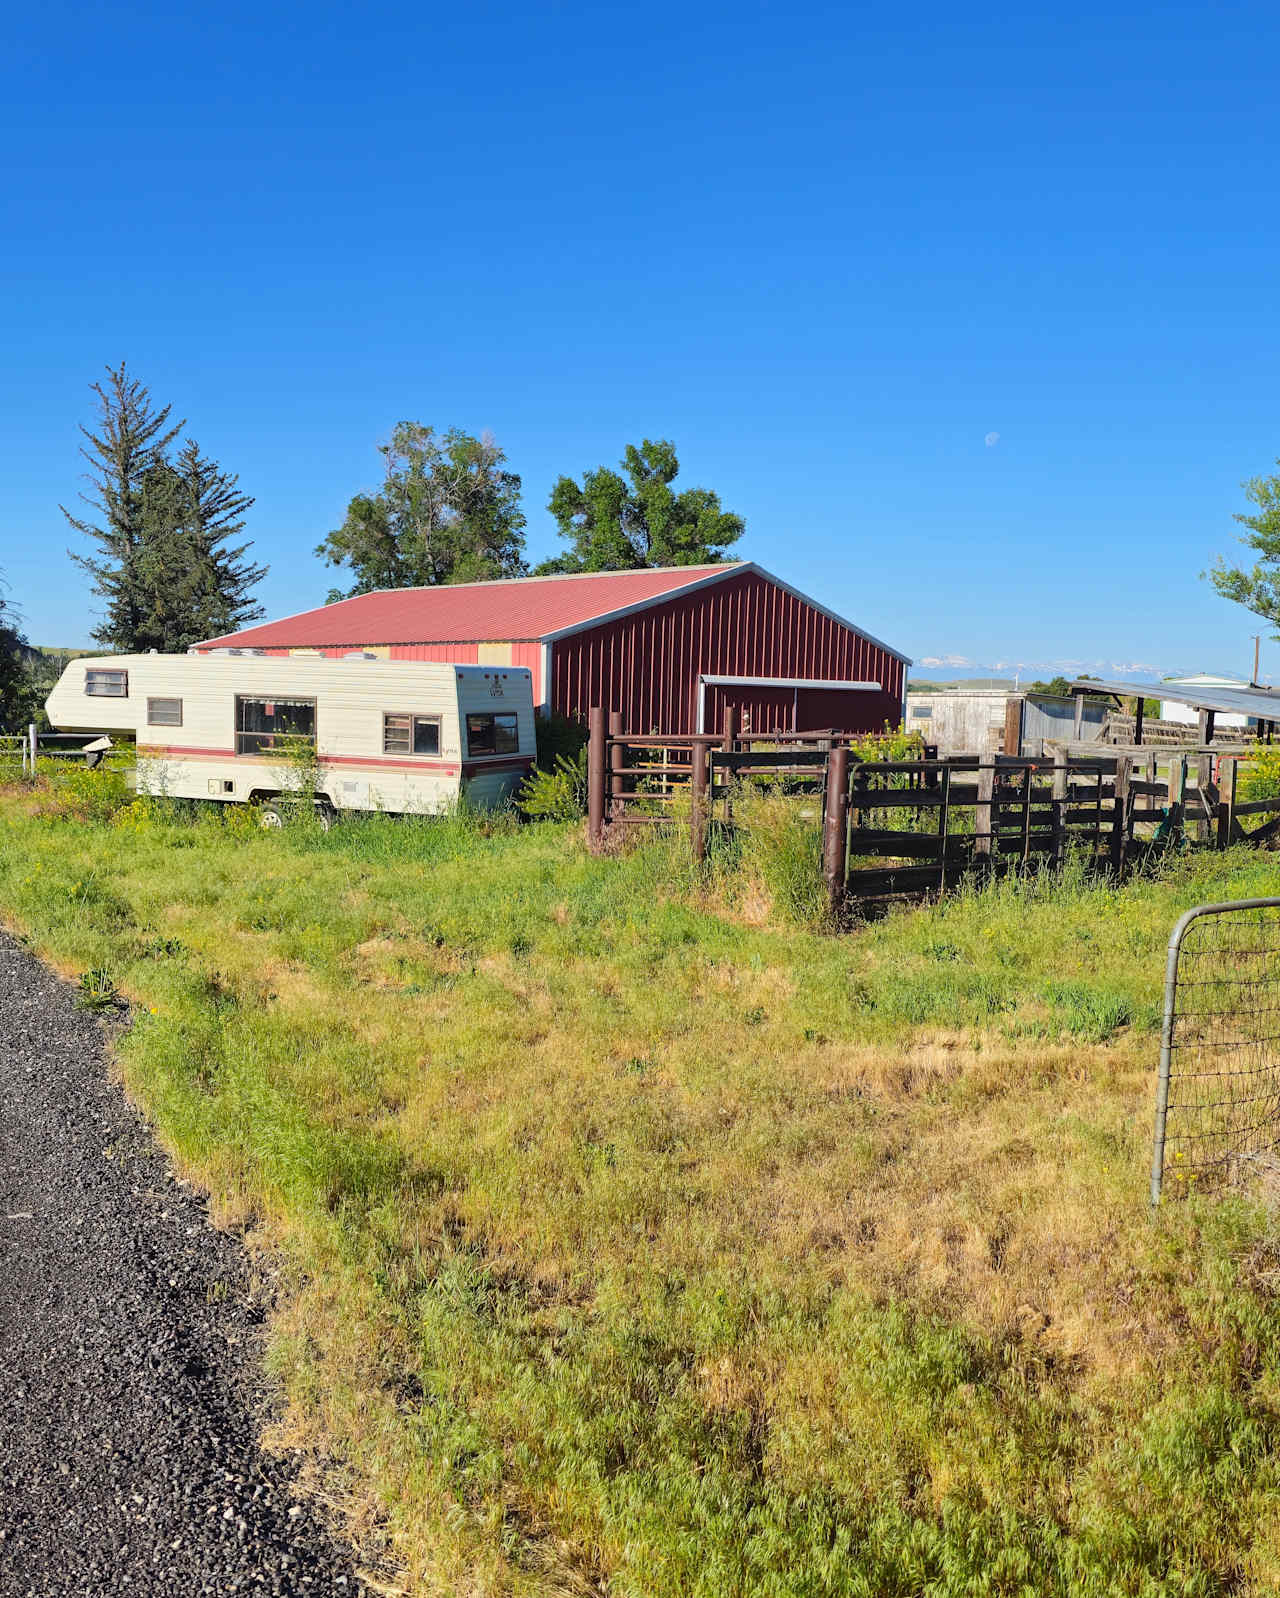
[
  {"xmin": 466, "ymin": 712, "xmax": 519, "ymax": 756},
  {"xmin": 147, "ymin": 697, "xmax": 183, "ymax": 727},
  {"xmin": 383, "ymin": 714, "xmax": 441, "ymax": 757},
  {"xmin": 86, "ymin": 669, "xmax": 128, "ymax": 697},
  {"xmin": 235, "ymin": 696, "xmax": 316, "ymax": 756}
]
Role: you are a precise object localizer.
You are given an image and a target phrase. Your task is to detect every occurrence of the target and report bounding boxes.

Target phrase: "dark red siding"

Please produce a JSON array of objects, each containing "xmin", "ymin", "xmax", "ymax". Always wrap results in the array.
[
  {"xmin": 702, "ymin": 682, "xmax": 895, "ymax": 738},
  {"xmin": 550, "ymin": 569, "xmax": 904, "ymax": 735}
]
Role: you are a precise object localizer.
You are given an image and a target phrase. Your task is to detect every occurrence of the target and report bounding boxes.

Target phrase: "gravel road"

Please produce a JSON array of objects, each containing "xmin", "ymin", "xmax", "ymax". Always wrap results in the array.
[{"xmin": 0, "ymin": 931, "xmax": 365, "ymax": 1596}]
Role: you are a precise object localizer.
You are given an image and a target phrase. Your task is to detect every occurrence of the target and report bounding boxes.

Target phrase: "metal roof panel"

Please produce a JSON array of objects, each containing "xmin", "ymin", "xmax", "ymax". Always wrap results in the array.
[{"xmin": 1071, "ymin": 678, "xmax": 1280, "ymax": 718}]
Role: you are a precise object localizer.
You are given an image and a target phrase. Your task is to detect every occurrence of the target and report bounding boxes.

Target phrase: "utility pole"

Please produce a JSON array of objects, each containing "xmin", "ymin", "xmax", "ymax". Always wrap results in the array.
[{"xmin": 1254, "ymin": 634, "xmax": 1262, "ymax": 686}]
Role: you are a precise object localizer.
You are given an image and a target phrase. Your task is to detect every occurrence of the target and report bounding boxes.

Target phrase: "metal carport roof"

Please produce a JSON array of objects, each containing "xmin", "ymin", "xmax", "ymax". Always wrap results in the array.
[{"xmin": 1070, "ymin": 678, "xmax": 1280, "ymax": 719}]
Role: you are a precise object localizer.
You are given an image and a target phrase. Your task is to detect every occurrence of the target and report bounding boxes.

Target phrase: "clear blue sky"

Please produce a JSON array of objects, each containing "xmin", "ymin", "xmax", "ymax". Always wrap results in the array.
[{"xmin": 4, "ymin": 1, "xmax": 1280, "ymax": 681}]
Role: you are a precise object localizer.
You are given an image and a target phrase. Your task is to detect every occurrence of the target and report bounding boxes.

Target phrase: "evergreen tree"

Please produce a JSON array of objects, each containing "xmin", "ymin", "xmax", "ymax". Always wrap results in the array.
[
  {"xmin": 61, "ymin": 366, "xmax": 267, "ymax": 651},
  {"xmin": 316, "ymin": 423, "xmax": 527, "ymax": 596},
  {"xmin": 152, "ymin": 440, "xmax": 266, "ymax": 648},
  {"xmin": 0, "ymin": 581, "xmax": 31, "ymax": 733},
  {"xmin": 61, "ymin": 364, "xmax": 184, "ymax": 650},
  {"xmin": 537, "ymin": 439, "xmax": 744, "ymax": 573}
]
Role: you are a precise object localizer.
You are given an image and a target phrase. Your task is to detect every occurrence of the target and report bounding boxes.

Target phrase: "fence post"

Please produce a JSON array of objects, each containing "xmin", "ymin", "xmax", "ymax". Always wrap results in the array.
[
  {"xmin": 587, "ymin": 707, "xmax": 605, "ymax": 848},
  {"xmin": 1169, "ymin": 752, "xmax": 1187, "ymax": 841},
  {"xmin": 1111, "ymin": 754, "xmax": 1131, "ymax": 875},
  {"xmin": 1220, "ymin": 756, "xmax": 1238, "ymax": 849},
  {"xmin": 975, "ymin": 759, "xmax": 995, "ymax": 873},
  {"xmin": 1051, "ymin": 749, "xmax": 1067, "ymax": 869},
  {"xmin": 1151, "ymin": 912, "xmax": 1185, "ymax": 1206},
  {"xmin": 721, "ymin": 707, "xmax": 737, "ymax": 825},
  {"xmin": 1195, "ymin": 748, "xmax": 1213, "ymax": 843},
  {"xmin": 691, "ymin": 738, "xmax": 708, "ymax": 863},
  {"xmin": 1003, "ymin": 696, "xmax": 1025, "ymax": 757},
  {"xmin": 823, "ymin": 746, "xmax": 850, "ymax": 915},
  {"xmin": 608, "ymin": 709, "xmax": 625, "ymax": 820},
  {"xmin": 28, "ymin": 722, "xmax": 37, "ymax": 778}
]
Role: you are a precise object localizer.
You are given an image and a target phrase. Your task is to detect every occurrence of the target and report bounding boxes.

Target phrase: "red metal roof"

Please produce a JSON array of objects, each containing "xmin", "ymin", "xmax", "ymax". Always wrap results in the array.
[{"xmin": 198, "ymin": 564, "xmax": 743, "ymax": 650}]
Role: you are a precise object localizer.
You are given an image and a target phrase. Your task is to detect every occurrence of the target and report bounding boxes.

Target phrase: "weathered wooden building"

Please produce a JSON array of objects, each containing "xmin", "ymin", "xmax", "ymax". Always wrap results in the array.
[
  {"xmin": 906, "ymin": 688, "xmax": 1109, "ymax": 756},
  {"xmin": 197, "ymin": 563, "xmax": 909, "ymax": 736}
]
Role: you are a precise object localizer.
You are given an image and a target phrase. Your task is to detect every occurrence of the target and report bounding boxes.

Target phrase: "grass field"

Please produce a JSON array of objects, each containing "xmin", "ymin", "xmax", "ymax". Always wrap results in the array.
[{"xmin": 6, "ymin": 765, "xmax": 1280, "ymax": 1595}]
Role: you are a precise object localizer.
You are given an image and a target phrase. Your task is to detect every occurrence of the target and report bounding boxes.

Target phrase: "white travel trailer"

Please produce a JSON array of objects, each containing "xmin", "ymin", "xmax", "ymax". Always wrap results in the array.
[{"xmin": 45, "ymin": 653, "xmax": 536, "ymax": 818}]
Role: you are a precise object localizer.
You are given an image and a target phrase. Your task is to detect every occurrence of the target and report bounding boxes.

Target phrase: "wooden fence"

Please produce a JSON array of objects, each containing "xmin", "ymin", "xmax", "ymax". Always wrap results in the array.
[{"xmin": 585, "ymin": 707, "xmax": 1280, "ymax": 912}]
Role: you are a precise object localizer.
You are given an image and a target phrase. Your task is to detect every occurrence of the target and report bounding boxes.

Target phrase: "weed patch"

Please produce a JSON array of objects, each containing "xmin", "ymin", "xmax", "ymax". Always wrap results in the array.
[{"xmin": 4, "ymin": 774, "xmax": 1280, "ymax": 1591}]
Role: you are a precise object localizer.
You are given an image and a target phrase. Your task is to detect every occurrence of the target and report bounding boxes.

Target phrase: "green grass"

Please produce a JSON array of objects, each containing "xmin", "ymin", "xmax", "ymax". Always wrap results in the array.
[{"xmin": 6, "ymin": 769, "xmax": 1280, "ymax": 1594}]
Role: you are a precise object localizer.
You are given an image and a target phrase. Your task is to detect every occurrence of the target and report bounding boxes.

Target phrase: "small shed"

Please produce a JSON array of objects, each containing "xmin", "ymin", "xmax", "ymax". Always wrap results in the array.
[
  {"xmin": 196, "ymin": 563, "xmax": 910, "ymax": 737},
  {"xmin": 906, "ymin": 688, "xmax": 1108, "ymax": 756}
]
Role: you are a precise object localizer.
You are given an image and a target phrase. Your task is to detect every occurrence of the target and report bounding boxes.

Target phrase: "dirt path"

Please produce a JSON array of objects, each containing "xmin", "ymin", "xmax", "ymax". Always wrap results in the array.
[{"xmin": 0, "ymin": 931, "xmax": 364, "ymax": 1596}]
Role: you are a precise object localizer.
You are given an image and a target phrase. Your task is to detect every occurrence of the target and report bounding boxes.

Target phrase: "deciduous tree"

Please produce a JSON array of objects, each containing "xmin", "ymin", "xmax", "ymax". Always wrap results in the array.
[
  {"xmin": 317, "ymin": 424, "xmax": 527, "ymax": 596},
  {"xmin": 1209, "ymin": 464, "xmax": 1280, "ymax": 632},
  {"xmin": 537, "ymin": 439, "xmax": 744, "ymax": 573}
]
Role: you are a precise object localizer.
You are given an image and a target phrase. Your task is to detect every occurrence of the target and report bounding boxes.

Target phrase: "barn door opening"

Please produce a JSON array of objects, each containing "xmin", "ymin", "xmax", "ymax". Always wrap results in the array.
[{"xmin": 697, "ymin": 676, "xmax": 883, "ymax": 738}]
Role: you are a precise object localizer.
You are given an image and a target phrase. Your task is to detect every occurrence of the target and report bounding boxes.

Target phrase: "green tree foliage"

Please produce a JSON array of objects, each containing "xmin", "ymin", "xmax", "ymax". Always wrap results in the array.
[
  {"xmin": 537, "ymin": 439, "xmax": 744, "ymax": 573},
  {"xmin": 0, "ymin": 584, "xmax": 32, "ymax": 732},
  {"xmin": 141, "ymin": 440, "xmax": 266, "ymax": 649},
  {"xmin": 61, "ymin": 364, "xmax": 184, "ymax": 650},
  {"xmin": 1209, "ymin": 463, "xmax": 1280, "ymax": 631},
  {"xmin": 316, "ymin": 423, "xmax": 528, "ymax": 597},
  {"xmin": 1026, "ymin": 675, "xmax": 1073, "ymax": 697},
  {"xmin": 61, "ymin": 364, "xmax": 266, "ymax": 651}
]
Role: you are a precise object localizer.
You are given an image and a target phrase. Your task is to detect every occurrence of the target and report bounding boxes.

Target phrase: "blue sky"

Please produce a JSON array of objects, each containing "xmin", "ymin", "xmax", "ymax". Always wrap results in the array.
[{"xmin": 4, "ymin": 1, "xmax": 1280, "ymax": 681}]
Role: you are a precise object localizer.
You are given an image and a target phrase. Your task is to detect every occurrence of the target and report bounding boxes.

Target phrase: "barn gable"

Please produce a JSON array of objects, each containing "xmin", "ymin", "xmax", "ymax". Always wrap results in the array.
[{"xmin": 547, "ymin": 565, "xmax": 907, "ymax": 735}]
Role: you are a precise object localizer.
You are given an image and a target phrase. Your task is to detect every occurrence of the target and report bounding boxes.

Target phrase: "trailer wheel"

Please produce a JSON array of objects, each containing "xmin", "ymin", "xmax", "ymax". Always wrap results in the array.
[
  {"xmin": 313, "ymin": 801, "xmax": 335, "ymax": 832},
  {"xmin": 258, "ymin": 805, "xmax": 284, "ymax": 830}
]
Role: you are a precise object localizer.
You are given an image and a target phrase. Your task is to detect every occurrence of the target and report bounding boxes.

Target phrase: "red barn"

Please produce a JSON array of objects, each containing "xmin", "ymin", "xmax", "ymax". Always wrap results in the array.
[{"xmin": 195, "ymin": 563, "xmax": 909, "ymax": 736}]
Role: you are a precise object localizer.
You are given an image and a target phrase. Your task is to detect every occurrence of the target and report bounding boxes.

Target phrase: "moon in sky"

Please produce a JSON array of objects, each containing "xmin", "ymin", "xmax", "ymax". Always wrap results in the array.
[{"xmin": 984, "ymin": 431, "xmax": 1000, "ymax": 447}]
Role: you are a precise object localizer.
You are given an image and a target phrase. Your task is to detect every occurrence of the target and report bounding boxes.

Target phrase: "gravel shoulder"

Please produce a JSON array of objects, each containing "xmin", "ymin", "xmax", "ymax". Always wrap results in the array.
[{"xmin": 0, "ymin": 930, "xmax": 366, "ymax": 1596}]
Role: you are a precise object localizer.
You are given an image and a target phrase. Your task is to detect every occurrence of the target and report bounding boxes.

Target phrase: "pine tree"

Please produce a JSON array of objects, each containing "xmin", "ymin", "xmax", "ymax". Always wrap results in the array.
[
  {"xmin": 61, "ymin": 366, "xmax": 267, "ymax": 651},
  {"xmin": 0, "ymin": 579, "xmax": 32, "ymax": 733},
  {"xmin": 61, "ymin": 364, "xmax": 184, "ymax": 650},
  {"xmin": 161, "ymin": 440, "xmax": 266, "ymax": 648}
]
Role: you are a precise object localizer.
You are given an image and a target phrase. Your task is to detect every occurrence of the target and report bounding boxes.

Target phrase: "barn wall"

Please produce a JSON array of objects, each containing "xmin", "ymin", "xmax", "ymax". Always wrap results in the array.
[
  {"xmin": 204, "ymin": 640, "xmax": 549, "ymax": 701},
  {"xmin": 391, "ymin": 642, "xmax": 544, "ymax": 700},
  {"xmin": 550, "ymin": 569, "xmax": 905, "ymax": 735},
  {"xmin": 390, "ymin": 642, "xmax": 483, "ymax": 665}
]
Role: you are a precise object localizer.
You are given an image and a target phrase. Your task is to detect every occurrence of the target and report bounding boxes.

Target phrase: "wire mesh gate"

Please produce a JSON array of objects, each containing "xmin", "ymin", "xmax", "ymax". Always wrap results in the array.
[{"xmin": 1151, "ymin": 898, "xmax": 1280, "ymax": 1204}]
